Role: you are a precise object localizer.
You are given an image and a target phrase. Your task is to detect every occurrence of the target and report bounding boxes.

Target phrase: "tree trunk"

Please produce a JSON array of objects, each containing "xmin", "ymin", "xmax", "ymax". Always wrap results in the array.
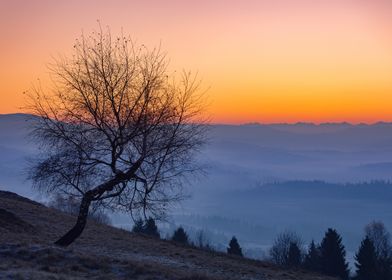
[
  {"xmin": 54, "ymin": 193, "xmax": 92, "ymax": 247},
  {"xmin": 54, "ymin": 160, "xmax": 144, "ymax": 246}
]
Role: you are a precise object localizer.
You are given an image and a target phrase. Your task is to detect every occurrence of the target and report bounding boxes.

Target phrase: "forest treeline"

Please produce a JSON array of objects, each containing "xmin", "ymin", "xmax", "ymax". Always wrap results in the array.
[
  {"xmin": 50, "ymin": 194, "xmax": 391, "ymax": 279},
  {"xmin": 131, "ymin": 218, "xmax": 392, "ymax": 280},
  {"xmin": 257, "ymin": 180, "xmax": 392, "ymax": 189}
]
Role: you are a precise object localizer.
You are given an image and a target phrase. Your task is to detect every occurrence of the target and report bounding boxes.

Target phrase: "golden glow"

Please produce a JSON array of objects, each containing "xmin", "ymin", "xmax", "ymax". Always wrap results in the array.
[{"xmin": 1, "ymin": 0, "xmax": 392, "ymax": 123}]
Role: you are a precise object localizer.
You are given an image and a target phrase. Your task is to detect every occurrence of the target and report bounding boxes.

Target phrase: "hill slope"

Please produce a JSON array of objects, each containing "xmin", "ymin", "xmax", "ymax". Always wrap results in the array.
[{"xmin": 0, "ymin": 190, "xmax": 336, "ymax": 280}]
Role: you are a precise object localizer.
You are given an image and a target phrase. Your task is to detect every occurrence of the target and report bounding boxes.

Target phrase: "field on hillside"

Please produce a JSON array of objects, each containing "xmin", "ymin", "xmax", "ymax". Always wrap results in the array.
[{"xmin": 0, "ymin": 190, "xmax": 335, "ymax": 280}]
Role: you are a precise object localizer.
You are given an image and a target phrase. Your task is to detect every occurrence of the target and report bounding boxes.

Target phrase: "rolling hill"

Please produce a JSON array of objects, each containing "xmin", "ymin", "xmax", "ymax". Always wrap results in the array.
[{"xmin": 0, "ymin": 190, "xmax": 335, "ymax": 280}]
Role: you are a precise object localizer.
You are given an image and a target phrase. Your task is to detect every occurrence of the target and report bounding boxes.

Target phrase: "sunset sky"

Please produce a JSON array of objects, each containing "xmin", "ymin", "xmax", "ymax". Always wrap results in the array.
[{"xmin": 1, "ymin": 0, "xmax": 392, "ymax": 124}]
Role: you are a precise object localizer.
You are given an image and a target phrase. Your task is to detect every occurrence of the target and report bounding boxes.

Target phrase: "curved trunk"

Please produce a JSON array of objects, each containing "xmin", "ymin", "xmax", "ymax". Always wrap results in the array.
[
  {"xmin": 54, "ymin": 194, "xmax": 92, "ymax": 247},
  {"xmin": 54, "ymin": 158, "xmax": 144, "ymax": 246}
]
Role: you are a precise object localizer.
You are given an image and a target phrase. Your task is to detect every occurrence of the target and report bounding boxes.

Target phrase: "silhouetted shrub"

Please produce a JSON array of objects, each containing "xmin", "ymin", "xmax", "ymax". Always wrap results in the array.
[
  {"xmin": 303, "ymin": 240, "xmax": 321, "ymax": 272},
  {"xmin": 131, "ymin": 217, "xmax": 160, "ymax": 238},
  {"xmin": 194, "ymin": 230, "xmax": 211, "ymax": 249},
  {"xmin": 132, "ymin": 219, "xmax": 144, "ymax": 234},
  {"xmin": 172, "ymin": 227, "xmax": 189, "ymax": 245},
  {"xmin": 287, "ymin": 242, "xmax": 302, "ymax": 267},
  {"xmin": 269, "ymin": 230, "xmax": 303, "ymax": 266},
  {"xmin": 364, "ymin": 221, "xmax": 392, "ymax": 280},
  {"xmin": 143, "ymin": 217, "xmax": 160, "ymax": 238},
  {"xmin": 227, "ymin": 236, "xmax": 243, "ymax": 257}
]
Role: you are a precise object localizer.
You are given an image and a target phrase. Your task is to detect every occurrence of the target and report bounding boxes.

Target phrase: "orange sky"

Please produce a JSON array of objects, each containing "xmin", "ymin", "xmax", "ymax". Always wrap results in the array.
[{"xmin": 1, "ymin": 0, "xmax": 392, "ymax": 124}]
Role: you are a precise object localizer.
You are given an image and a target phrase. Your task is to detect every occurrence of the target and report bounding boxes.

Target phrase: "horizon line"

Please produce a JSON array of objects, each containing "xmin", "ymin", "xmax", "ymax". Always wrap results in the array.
[{"xmin": 3, "ymin": 112, "xmax": 392, "ymax": 127}]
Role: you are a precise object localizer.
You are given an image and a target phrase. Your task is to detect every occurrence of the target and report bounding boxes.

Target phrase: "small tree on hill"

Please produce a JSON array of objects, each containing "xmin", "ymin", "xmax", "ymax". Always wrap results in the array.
[
  {"xmin": 287, "ymin": 242, "xmax": 302, "ymax": 267},
  {"xmin": 27, "ymin": 26, "xmax": 207, "ymax": 246},
  {"xmin": 355, "ymin": 236, "xmax": 377, "ymax": 280},
  {"xmin": 320, "ymin": 228, "xmax": 349, "ymax": 280},
  {"xmin": 195, "ymin": 229, "xmax": 212, "ymax": 250},
  {"xmin": 227, "ymin": 236, "xmax": 243, "ymax": 257},
  {"xmin": 269, "ymin": 230, "xmax": 303, "ymax": 266},
  {"xmin": 365, "ymin": 221, "xmax": 391, "ymax": 260},
  {"xmin": 143, "ymin": 217, "xmax": 160, "ymax": 238},
  {"xmin": 171, "ymin": 226, "xmax": 189, "ymax": 245},
  {"xmin": 132, "ymin": 218, "xmax": 144, "ymax": 234},
  {"xmin": 365, "ymin": 221, "xmax": 392, "ymax": 280},
  {"xmin": 303, "ymin": 240, "xmax": 321, "ymax": 272}
]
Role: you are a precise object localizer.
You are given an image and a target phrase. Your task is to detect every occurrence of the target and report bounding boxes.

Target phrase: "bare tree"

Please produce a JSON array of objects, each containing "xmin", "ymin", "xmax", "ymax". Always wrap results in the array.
[
  {"xmin": 365, "ymin": 221, "xmax": 392, "ymax": 279},
  {"xmin": 269, "ymin": 230, "xmax": 304, "ymax": 266},
  {"xmin": 194, "ymin": 229, "xmax": 212, "ymax": 250},
  {"xmin": 27, "ymin": 26, "xmax": 207, "ymax": 246},
  {"xmin": 365, "ymin": 221, "xmax": 392, "ymax": 260}
]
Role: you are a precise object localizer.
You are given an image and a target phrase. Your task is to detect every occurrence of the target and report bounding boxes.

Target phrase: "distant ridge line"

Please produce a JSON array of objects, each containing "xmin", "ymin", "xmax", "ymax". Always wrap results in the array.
[{"xmin": 2, "ymin": 113, "xmax": 392, "ymax": 127}]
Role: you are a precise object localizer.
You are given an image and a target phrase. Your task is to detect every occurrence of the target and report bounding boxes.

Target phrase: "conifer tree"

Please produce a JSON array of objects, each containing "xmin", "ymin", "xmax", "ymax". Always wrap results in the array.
[
  {"xmin": 355, "ymin": 236, "xmax": 377, "ymax": 280},
  {"xmin": 303, "ymin": 240, "xmax": 321, "ymax": 272},
  {"xmin": 376, "ymin": 257, "xmax": 392, "ymax": 280},
  {"xmin": 143, "ymin": 217, "xmax": 160, "ymax": 238},
  {"xmin": 172, "ymin": 226, "xmax": 189, "ymax": 245},
  {"xmin": 227, "ymin": 236, "xmax": 243, "ymax": 257},
  {"xmin": 320, "ymin": 228, "xmax": 350, "ymax": 280},
  {"xmin": 287, "ymin": 242, "xmax": 302, "ymax": 267}
]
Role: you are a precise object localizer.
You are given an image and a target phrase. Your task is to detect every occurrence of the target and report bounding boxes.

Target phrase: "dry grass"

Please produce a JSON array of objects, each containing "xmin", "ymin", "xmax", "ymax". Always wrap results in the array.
[{"xmin": 0, "ymin": 190, "xmax": 336, "ymax": 280}]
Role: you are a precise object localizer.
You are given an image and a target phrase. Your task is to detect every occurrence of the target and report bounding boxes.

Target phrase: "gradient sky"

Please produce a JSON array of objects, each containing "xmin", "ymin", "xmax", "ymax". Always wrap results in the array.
[{"xmin": 1, "ymin": 0, "xmax": 392, "ymax": 124}]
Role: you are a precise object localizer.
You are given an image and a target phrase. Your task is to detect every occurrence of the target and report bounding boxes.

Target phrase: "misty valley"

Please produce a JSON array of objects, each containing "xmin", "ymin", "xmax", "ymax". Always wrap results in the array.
[{"xmin": 1, "ymin": 114, "xmax": 391, "ymax": 270}]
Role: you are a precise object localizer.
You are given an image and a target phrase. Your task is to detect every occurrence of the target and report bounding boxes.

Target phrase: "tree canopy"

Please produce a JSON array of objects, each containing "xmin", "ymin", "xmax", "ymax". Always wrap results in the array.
[{"xmin": 28, "ymin": 26, "xmax": 206, "ymax": 246}]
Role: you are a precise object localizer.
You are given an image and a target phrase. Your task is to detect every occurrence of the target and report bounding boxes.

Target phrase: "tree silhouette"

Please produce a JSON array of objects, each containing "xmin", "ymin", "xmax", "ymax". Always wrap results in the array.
[
  {"xmin": 132, "ymin": 218, "xmax": 144, "ymax": 234},
  {"xmin": 27, "ymin": 26, "xmax": 206, "ymax": 246},
  {"xmin": 355, "ymin": 236, "xmax": 377, "ymax": 280},
  {"xmin": 303, "ymin": 240, "xmax": 321, "ymax": 272},
  {"xmin": 320, "ymin": 228, "xmax": 349, "ymax": 280},
  {"xmin": 171, "ymin": 226, "xmax": 189, "ymax": 245},
  {"xmin": 227, "ymin": 236, "xmax": 243, "ymax": 257},
  {"xmin": 143, "ymin": 217, "xmax": 160, "ymax": 238},
  {"xmin": 269, "ymin": 230, "xmax": 303, "ymax": 266},
  {"xmin": 287, "ymin": 242, "xmax": 302, "ymax": 267},
  {"xmin": 195, "ymin": 229, "xmax": 211, "ymax": 249},
  {"xmin": 365, "ymin": 221, "xmax": 392, "ymax": 280},
  {"xmin": 365, "ymin": 221, "xmax": 391, "ymax": 260}
]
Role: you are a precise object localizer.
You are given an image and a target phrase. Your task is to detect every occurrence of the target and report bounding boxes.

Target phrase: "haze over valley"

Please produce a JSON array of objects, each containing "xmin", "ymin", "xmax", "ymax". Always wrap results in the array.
[{"xmin": 2, "ymin": 113, "xmax": 391, "ymax": 262}]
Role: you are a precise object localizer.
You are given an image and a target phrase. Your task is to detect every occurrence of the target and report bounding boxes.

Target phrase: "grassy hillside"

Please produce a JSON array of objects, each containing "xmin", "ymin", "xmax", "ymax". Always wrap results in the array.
[{"xmin": 0, "ymin": 190, "xmax": 336, "ymax": 280}]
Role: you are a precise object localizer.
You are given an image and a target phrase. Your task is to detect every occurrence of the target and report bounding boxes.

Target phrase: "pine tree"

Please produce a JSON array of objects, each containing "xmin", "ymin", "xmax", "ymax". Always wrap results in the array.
[
  {"xmin": 287, "ymin": 242, "xmax": 302, "ymax": 267},
  {"xmin": 303, "ymin": 240, "xmax": 321, "ymax": 272},
  {"xmin": 227, "ymin": 236, "xmax": 243, "ymax": 257},
  {"xmin": 172, "ymin": 226, "xmax": 189, "ymax": 245},
  {"xmin": 320, "ymin": 228, "xmax": 350, "ymax": 280},
  {"xmin": 132, "ymin": 218, "xmax": 144, "ymax": 234},
  {"xmin": 355, "ymin": 236, "xmax": 377, "ymax": 280},
  {"xmin": 143, "ymin": 217, "xmax": 160, "ymax": 238}
]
